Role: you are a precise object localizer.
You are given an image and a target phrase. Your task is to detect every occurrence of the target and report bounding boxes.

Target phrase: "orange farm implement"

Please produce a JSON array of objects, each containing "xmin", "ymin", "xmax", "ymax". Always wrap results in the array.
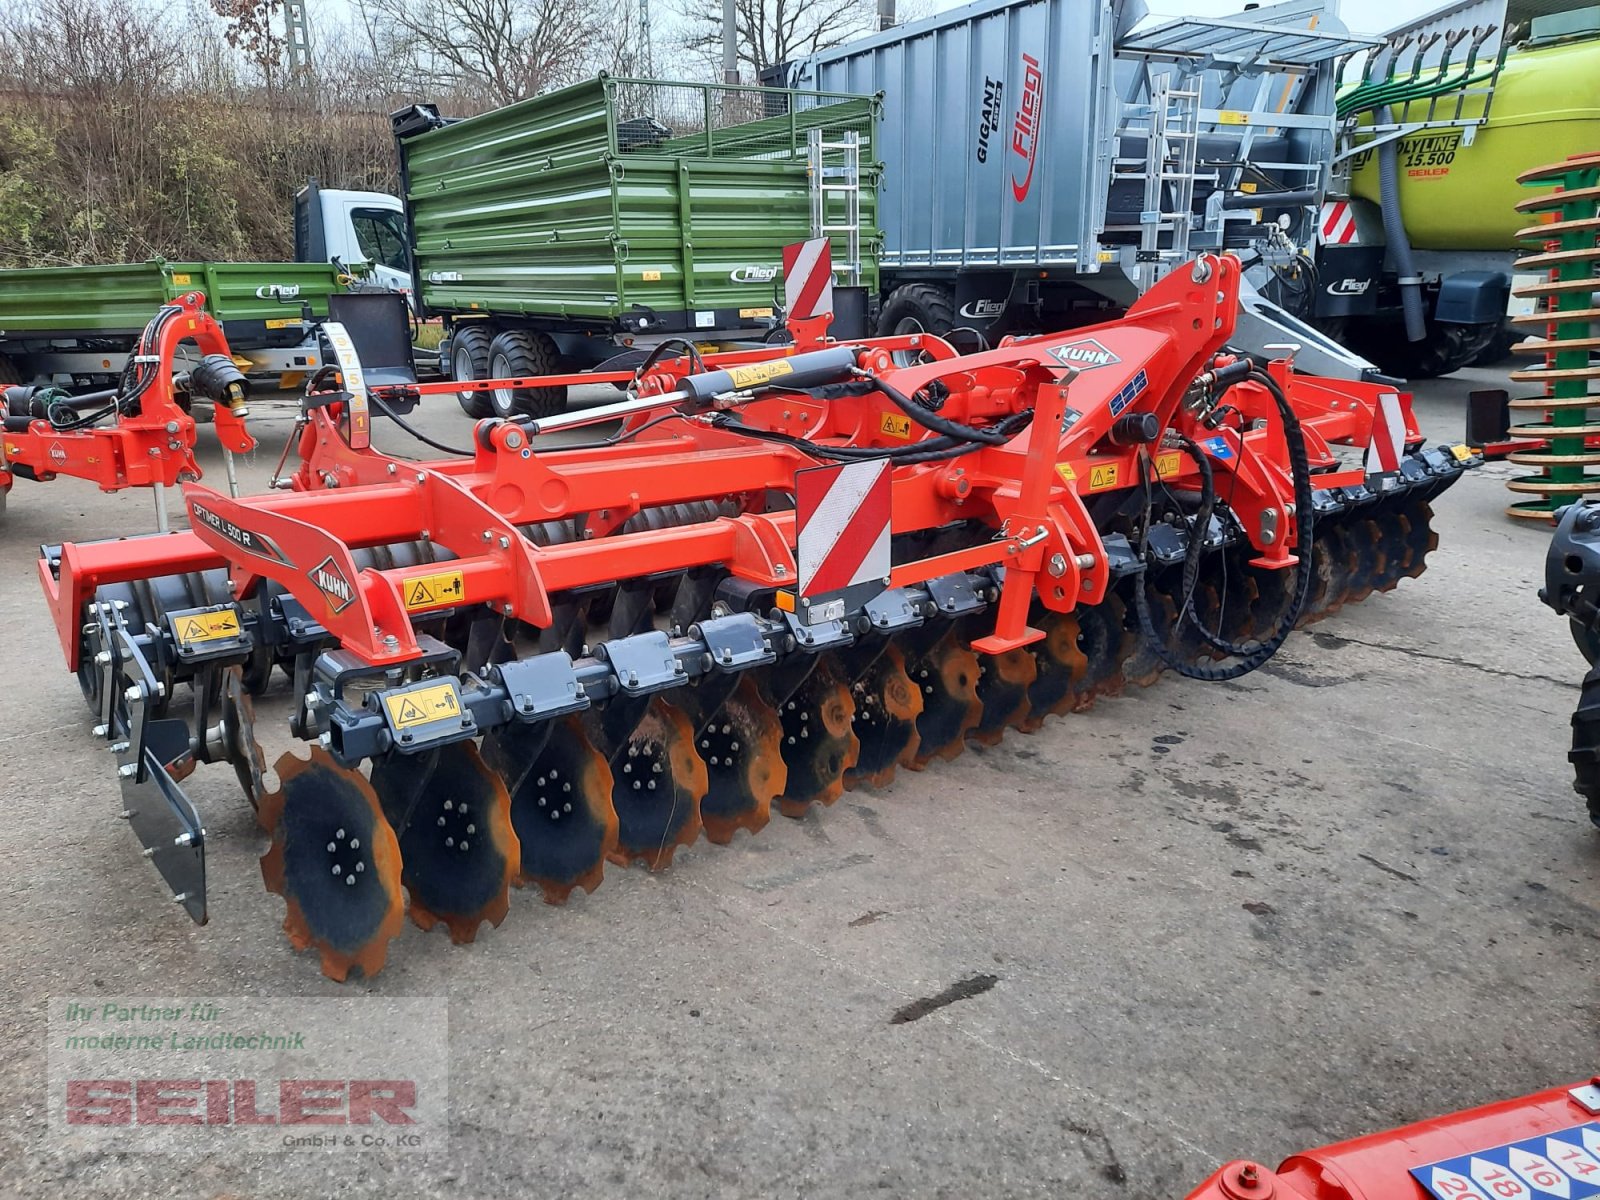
[
  {"xmin": 40, "ymin": 254, "xmax": 1476, "ymax": 979},
  {"xmin": 0, "ymin": 292, "xmax": 255, "ymax": 522}
]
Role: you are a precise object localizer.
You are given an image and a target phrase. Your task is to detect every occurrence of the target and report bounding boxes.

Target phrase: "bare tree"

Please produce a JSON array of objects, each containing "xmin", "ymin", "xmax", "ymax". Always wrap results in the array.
[
  {"xmin": 208, "ymin": 0, "xmax": 286, "ymax": 89},
  {"xmin": 358, "ymin": 0, "xmax": 616, "ymax": 106},
  {"xmin": 676, "ymin": 0, "xmax": 874, "ymax": 81}
]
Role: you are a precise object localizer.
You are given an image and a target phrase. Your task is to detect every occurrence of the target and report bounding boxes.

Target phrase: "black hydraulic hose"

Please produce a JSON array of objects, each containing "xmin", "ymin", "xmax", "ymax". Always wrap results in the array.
[
  {"xmin": 710, "ymin": 409, "xmax": 1034, "ymax": 465},
  {"xmin": 1132, "ymin": 368, "xmax": 1315, "ymax": 681},
  {"xmin": 634, "ymin": 338, "xmax": 707, "ymax": 382},
  {"xmin": 365, "ymin": 388, "xmax": 474, "ymax": 457},
  {"xmin": 874, "ymin": 376, "xmax": 1015, "ymax": 445}
]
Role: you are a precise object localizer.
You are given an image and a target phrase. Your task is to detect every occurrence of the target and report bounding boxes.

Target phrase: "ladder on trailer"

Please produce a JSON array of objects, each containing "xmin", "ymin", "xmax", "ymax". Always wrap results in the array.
[
  {"xmin": 808, "ymin": 129, "xmax": 862, "ymax": 285},
  {"xmin": 1134, "ymin": 77, "xmax": 1202, "ymax": 291}
]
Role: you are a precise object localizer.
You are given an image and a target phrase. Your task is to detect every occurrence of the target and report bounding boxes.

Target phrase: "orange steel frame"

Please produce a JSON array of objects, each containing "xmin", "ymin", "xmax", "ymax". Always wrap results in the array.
[
  {"xmin": 0, "ymin": 292, "xmax": 255, "ymax": 498},
  {"xmin": 41, "ymin": 256, "xmax": 1411, "ymax": 672}
]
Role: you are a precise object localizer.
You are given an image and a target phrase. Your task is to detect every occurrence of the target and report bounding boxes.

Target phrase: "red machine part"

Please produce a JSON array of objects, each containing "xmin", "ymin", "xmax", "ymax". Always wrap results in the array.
[
  {"xmin": 38, "ymin": 256, "xmax": 1416, "ymax": 670},
  {"xmin": 0, "ymin": 291, "xmax": 254, "ymax": 500},
  {"xmin": 1188, "ymin": 1078, "xmax": 1600, "ymax": 1200}
]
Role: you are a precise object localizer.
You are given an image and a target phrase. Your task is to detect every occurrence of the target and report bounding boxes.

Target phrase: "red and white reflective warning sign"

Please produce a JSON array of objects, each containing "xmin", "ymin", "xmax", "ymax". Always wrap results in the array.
[
  {"xmin": 1365, "ymin": 390, "xmax": 1406, "ymax": 476},
  {"xmin": 795, "ymin": 458, "xmax": 891, "ymax": 601},
  {"xmin": 1319, "ymin": 201, "xmax": 1358, "ymax": 245},
  {"xmin": 783, "ymin": 237, "xmax": 834, "ymax": 320}
]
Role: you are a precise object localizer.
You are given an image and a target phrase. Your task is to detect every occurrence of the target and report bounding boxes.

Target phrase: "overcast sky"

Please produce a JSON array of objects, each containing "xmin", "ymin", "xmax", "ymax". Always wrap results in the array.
[{"xmin": 304, "ymin": 0, "xmax": 1448, "ymax": 60}]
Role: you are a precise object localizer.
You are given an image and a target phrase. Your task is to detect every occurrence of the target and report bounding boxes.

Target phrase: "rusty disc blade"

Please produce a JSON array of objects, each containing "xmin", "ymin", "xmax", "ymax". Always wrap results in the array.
[
  {"xmin": 500, "ymin": 716, "xmax": 618, "ymax": 905},
  {"xmin": 1397, "ymin": 499, "xmax": 1438, "ymax": 581},
  {"xmin": 608, "ymin": 697, "xmax": 707, "ymax": 869},
  {"xmin": 1075, "ymin": 597, "xmax": 1132, "ymax": 707},
  {"xmin": 1302, "ymin": 519, "xmax": 1356, "ymax": 625},
  {"xmin": 1216, "ymin": 562, "xmax": 1261, "ymax": 646},
  {"xmin": 219, "ymin": 664, "xmax": 268, "ymax": 814},
  {"xmin": 370, "ymin": 740, "xmax": 519, "ymax": 945},
  {"xmin": 1340, "ymin": 516, "xmax": 1385, "ymax": 606},
  {"xmin": 844, "ymin": 643, "xmax": 921, "ymax": 790},
  {"xmin": 698, "ymin": 675, "xmax": 785, "ymax": 845},
  {"xmin": 972, "ymin": 641, "xmax": 1038, "ymax": 744},
  {"xmin": 259, "ymin": 747, "xmax": 406, "ymax": 982},
  {"xmin": 1122, "ymin": 582, "xmax": 1177, "ymax": 689},
  {"xmin": 906, "ymin": 632, "xmax": 983, "ymax": 767},
  {"xmin": 777, "ymin": 657, "xmax": 860, "ymax": 817},
  {"xmin": 1018, "ymin": 611, "xmax": 1086, "ymax": 732}
]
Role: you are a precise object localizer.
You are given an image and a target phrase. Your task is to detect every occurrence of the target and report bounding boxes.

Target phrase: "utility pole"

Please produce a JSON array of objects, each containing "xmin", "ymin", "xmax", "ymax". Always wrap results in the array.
[
  {"xmin": 722, "ymin": 0, "xmax": 739, "ymax": 84},
  {"xmin": 283, "ymin": 0, "xmax": 314, "ymax": 84},
  {"xmin": 638, "ymin": 0, "xmax": 654, "ymax": 76}
]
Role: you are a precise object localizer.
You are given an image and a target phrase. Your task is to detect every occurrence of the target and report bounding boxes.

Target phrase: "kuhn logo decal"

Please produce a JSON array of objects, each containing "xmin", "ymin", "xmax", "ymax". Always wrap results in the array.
[
  {"xmin": 1047, "ymin": 338, "xmax": 1120, "ymax": 370},
  {"xmin": 1328, "ymin": 277, "xmax": 1372, "ymax": 297},
  {"xmin": 959, "ymin": 299, "xmax": 1007, "ymax": 320},
  {"xmin": 309, "ymin": 556, "xmax": 356, "ymax": 613},
  {"xmin": 1010, "ymin": 53, "xmax": 1043, "ymax": 202},
  {"xmin": 190, "ymin": 500, "xmax": 291, "ymax": 564},
  {"xmin": 729, "ymin": 265, "xmax": 779, "ymax": 284},
  {"xmin": 48, "ymin": 441, "xmax": 68, "ymax": 467}
]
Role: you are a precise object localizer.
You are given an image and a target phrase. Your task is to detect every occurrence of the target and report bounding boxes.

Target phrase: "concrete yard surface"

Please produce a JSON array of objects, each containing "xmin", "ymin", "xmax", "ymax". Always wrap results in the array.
[{"xmin": 0, "ymin": 367, "xmax": 1594, "ymax": 1198}]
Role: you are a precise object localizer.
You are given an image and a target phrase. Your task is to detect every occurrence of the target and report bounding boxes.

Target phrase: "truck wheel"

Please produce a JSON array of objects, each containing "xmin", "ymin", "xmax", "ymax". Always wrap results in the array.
[
  {"xmin": 450, "ymin": 326, "xmax": 494, "ymax": 418},
  {"xmin": 0, "ymin": 353, "xmax": 21, "ymax": 386},
  {"xmin": 487, "ymin": 331, "xmax": 566, "ymax": 419},
  {"xmin": 878, "ymin": 284, "xmax": 956, "ymax": 366}
]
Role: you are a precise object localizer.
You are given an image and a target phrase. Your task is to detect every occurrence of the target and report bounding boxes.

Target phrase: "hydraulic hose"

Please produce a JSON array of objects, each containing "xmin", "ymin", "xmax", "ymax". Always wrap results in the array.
[
  {"xmin": 1132, "ymin": 368, "xmax": 1315, "ymax": 682},
  {"xmin": 1378, "ymin": 105, "xmax": 1428, "ymax": 343}
]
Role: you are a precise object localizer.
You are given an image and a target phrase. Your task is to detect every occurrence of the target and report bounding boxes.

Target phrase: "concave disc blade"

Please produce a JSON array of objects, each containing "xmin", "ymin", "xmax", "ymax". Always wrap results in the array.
[
  {"xmin": 843, "ymin": 644, "xmax": 921, "ymax": 791},
  {"xmin": 609, "ymin": 697, "xmax": 707, "ymax": 869},
  {"xmin": 971, "ymin": 641, "xmax": 1037, "ymax": 746},
  {"xmin": 777, "ymin": 657, "xmax": 860, "ymax": 817},
  {"xmin": 698, "ymin": 675, "xmax": 785, "ymax": 845},
  {"xmin": 259, "ymin": 748, "xmax": 405, "ymax": 982},
  {"xmin": 906, "ymin": 633, "xmax": 983, "ymax": 768},
  {"xmin": 492, "ymin": 717, "xmax": 618, "ymax": 905},
  {"xmin": 372, "ymin": 740, "xmax": 519, "ymax": 945}
]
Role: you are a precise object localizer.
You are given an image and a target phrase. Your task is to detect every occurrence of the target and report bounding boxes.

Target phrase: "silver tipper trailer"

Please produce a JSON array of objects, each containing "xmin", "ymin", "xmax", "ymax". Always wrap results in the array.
[{"xmin": 777, "ymin": 0, "xmax": 1382, "ymax": 378}]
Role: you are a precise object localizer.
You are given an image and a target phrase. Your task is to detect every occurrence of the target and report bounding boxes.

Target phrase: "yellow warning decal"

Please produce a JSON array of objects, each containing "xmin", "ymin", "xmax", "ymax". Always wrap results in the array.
[
  {"xmin": 171, "ymin": 273, "xmax": 192, "ymax": 285},
  {"xmin": 174, "ymin": 610, "xmax": 241, "ymax": 646},
  {"xmin": 1088, "ymin": 463, "xmax": 1120, "ymax": 491},
  {"xmin": 880, "ymin": 412, "xmax": 913, "ymax": 439},
  {"xmin": 727, "ymin": 360, "xmax": 795, "ymax": 389},
  {"xmin": 264, "ymin": 317, "xmax": 299, "ymax": 330},
  {"xmin": 642, "ymin": 269, "xmax": 662, "ymax": 282},
  {"xmin": 1154, "ymin": 451, "xmax": 1182, "ymax": 479},
  {"xmin": 1238, "ymin": 181, "xmax": 1258, "ymax": 194},
  {"xmin": 1055, "ymin": 463, "xmax": 1077, "ymax": 484},
  {"xmin": 739, "ymin": 306, "xmax": 774, "ymax": 319},
  {"xmin": 1450, "ymin": 443, "xmax": 1474, "ymax": 462},
  {"xmin": 403, "ymin": 569, "xmax": 466, "ymax": 611},
  {"xmin": 1218, "ymin": 111, "xmax": 1249, "ymax": 126},
  {"xmin": 383, "ymin": 682, "xmax": 461, "ymax": 730}
]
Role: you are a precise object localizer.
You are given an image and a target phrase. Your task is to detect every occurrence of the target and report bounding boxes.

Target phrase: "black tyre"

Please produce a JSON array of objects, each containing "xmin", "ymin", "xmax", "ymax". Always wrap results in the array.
[
  {"xmin": 877, "ymin": 283, "xmax": 956, "ymax": 365},
  {"xmin": 449, "ymin": 325, "xmax": 494, "ymax": 418},
  {"xmin": 1571, "ymin": 661, "xmax": 1600, "ymax": 829},
  {"xmin": 0, "ymin": 353, "xmax": 20, "ymax": 386},
  {"xmin": 1342, "ymin": 318, "xmax": 1487, "ymax": 380},
  {"xmin": 487, "ymin": 330, "xmax": 565, "ymax": 419}
]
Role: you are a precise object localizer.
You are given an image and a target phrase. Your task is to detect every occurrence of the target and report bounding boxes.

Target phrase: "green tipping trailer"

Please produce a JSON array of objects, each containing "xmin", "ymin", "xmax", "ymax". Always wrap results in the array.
[
  {"xmin": 0, "ymin": 259, "xmax": 346, "ymax": 386},
  {"xmin": 392, "ymin": 74, "xmax": 881, "ymax": 419}
]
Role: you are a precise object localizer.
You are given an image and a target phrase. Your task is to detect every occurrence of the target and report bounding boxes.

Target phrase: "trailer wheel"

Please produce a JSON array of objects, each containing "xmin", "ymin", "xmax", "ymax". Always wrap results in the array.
[
  {"xmin": 450, "ymin": 326, "xmax": 494, "ymax": 418},
  {"xmin": 878, "ymin": 283, "xmax": 956, "ymax": 365},
  {"xmin": 488, "ymin": 331, "xmax": 566, "ymax": 419},
  {"xmin": 0, "ymin": 353, "xmax": 21, "ymax": 386}
]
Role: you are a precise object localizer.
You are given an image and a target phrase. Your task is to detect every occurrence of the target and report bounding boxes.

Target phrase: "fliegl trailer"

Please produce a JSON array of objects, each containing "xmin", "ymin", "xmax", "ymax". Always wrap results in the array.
[
  {"xmin": 0, "ymin": 259, "xmax": 347, "ymax": 389},
  {"xmin": 391, "ymin": 74, "xmax": 882, "ymax": 420}
]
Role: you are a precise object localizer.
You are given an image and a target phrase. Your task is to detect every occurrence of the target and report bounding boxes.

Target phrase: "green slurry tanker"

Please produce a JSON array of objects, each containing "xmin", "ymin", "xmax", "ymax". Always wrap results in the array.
[{"xmin": 1318, "ymin": 1, "xmax": 1600, "ymax": 377}]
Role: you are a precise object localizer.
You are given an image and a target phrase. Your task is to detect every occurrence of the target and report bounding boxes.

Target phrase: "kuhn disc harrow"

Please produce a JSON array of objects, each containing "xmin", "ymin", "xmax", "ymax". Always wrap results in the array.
[{"xmin": 41, "ymin": 254, "xmax": 1477, "ymax": 978}]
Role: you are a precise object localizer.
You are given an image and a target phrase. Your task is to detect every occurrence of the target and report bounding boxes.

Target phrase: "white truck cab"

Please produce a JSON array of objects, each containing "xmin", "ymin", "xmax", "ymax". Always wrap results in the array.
[{"xmin": 293, "ymin": 179, "xmax": 413, "ymax": 296}]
